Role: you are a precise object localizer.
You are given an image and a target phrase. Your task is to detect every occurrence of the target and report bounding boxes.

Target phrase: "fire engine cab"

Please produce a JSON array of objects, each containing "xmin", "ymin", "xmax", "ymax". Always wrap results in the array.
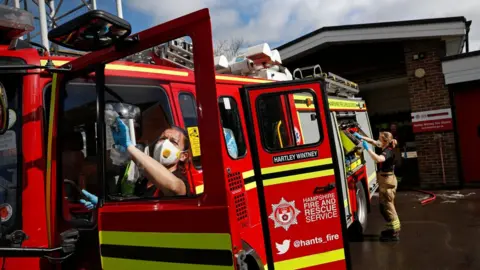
[{"xmin": 0, "ymin": 5, "xmax": 378, "ymax": 270}]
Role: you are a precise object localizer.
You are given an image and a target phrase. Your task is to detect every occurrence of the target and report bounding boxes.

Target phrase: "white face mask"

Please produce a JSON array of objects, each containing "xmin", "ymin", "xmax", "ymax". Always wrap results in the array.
[{"xmin": 153, "ymin": 139, "xmax": 183, "ymax": 166}]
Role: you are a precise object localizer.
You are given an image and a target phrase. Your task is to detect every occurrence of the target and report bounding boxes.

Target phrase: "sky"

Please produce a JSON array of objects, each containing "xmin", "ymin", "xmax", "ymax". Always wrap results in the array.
[{"xmin": 22, "ymin": 0, "xmax": 480, "ymax": 51}]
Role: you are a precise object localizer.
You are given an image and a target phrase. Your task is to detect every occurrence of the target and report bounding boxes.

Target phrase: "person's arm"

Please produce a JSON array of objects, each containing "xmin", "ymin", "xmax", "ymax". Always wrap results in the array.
[
  {"xmin": 127, "ymin": 145, "xmax": 187, "ymax": 195},
  {"xmin": 362, "ymin": 141, "xmax": 386, "ymax": 163},
  {"xmin": 354, "ymin": 132, "xmax": 382, "ymax": 147},
  {"xmin": 111, "ymin": 117, "xmax": 186, "ymax": 196}
]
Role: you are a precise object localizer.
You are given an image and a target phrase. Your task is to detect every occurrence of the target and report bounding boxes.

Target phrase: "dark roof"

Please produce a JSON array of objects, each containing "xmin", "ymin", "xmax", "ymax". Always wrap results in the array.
[
  {"xmin": 442, "ymin": 50, "xmax": 480, "ymax": 61},
  {"xmin": 276, "ymin": 16, "xmax": 468, "ymax": 51}
]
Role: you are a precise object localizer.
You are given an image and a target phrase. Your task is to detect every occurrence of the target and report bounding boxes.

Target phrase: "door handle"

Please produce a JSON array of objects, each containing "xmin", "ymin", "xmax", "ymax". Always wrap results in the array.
[{"xmin": 313, "ymin": 183, "xmax": 336, "ymax": 194}]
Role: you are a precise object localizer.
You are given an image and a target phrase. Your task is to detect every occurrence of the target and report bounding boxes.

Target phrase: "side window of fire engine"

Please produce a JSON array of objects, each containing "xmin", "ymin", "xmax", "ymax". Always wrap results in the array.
[
  {"xmin": 53, "ymin": 81, "xmax": 175, "ymax": 212},
  {"xmin": 178, "ymin": 92, "xmax": 202, "ymax": 169},
  {"xmin": 218, "ymin": 96, "xmax": 247, "ymax": 159},
  {"xmin": 257, "ymin": 91, "xmax": 322, "ymax": 151}
]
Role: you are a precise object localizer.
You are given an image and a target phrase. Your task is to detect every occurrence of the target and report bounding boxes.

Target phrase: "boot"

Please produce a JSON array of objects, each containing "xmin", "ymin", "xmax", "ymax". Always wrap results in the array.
[{"xmin": 380, "ymin": 229, "xmax": 400, "ymax": 242}]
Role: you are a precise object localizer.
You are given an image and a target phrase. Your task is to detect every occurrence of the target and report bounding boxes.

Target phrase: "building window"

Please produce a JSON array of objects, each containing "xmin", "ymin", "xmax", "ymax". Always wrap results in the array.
[
  {"xmin": 218, "ymin": 96, "xmax": 247, "ymax": 159},
  {"xmin": 257, "ymin": 90, "xmax": 321, "ymax": 151}
]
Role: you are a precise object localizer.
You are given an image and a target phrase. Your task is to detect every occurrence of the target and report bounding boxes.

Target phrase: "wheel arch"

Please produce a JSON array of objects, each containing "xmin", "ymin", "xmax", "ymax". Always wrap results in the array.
[{"xmin": 242, "ymin": 239, "xmax": 265, "ymax": 270}]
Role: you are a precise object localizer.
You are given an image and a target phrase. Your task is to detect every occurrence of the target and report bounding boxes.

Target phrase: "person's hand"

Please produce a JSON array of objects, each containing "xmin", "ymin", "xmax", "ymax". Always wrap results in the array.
[
  {"xmin": 353, "ymin": 132, "xmax": 363, "ymax": 139},
  {"xmin": 362, "ymin": 140, "xmax": 370, "ymax": 150},
  {"xmin": 111, "ymin": 117, "xmax": 133, "ymax": 150},
  {"xmin": 79, "ymin": 189, "xmax": 98, "ymax": 210}
]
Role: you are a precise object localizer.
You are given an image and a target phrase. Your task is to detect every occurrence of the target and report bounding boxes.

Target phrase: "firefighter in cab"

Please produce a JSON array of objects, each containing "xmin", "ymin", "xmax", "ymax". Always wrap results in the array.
[
  {"xmin": 80, "ymin": 117, "xmax": 192, "ymax": 209},
  {"xmin": 354, "ymin": 131, "xmax": 400, "ymax": 242}
]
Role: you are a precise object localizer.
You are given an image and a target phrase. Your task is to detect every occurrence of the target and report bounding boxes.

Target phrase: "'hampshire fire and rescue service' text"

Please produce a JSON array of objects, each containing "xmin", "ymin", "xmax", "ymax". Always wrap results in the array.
[{"xmin": 303, "ymin": 193, "xmax": 338, "ymax": 223}]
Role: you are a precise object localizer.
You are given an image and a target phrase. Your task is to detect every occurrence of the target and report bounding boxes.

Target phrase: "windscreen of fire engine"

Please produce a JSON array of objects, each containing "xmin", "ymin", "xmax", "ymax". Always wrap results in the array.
[
  {"xmin": 257, "ymin": 90, "xmax": 321, "ymax": 151},
  {"xmin": 0, "ymin": 73, "xmax": 22, "ymax": 238}
]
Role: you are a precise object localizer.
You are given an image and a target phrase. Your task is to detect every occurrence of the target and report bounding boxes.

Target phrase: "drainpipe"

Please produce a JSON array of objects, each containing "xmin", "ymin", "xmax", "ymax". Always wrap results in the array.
[{"xmin": 465, "ymin": 20, "xmax": 472, "ymax": 53}]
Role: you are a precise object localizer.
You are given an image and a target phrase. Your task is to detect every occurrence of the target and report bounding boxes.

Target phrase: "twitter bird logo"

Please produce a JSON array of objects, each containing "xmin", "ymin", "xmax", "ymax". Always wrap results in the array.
[{"xmin": 275, "ymin": 239, "xmax": 291, "ymax": 255}]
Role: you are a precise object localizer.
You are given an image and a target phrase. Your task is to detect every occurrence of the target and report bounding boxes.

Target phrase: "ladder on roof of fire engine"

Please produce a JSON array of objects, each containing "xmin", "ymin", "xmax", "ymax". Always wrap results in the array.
[
  {"xmin": 155, "ymin": 38, "xmax": 194, "ymax": 70},
  {"xmin": 292, "ymin": 65, "xmax": 359, "ymax": 98}
]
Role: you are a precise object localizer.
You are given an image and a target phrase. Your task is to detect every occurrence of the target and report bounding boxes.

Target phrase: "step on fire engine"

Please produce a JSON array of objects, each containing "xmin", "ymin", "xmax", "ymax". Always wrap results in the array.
[{"xmin": 0, "ymin": 4, "xmax": 378, "ymax": 270}]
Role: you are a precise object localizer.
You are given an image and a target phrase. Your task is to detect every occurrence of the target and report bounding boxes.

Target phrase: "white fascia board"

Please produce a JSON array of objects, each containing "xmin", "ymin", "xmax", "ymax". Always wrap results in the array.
[
  {"xmin": 442, "ymin": 53, "xmax": 480, "ymax": 85},
  {"xmin": 280, "ymin": 21, "xmax": 466, "ymax": 60}
]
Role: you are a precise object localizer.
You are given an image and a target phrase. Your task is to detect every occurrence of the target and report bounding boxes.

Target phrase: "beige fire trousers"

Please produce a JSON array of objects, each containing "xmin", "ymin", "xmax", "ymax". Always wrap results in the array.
[{"xmin": 378, "ymin": 173, "xmax": 401, "ymax": 232}]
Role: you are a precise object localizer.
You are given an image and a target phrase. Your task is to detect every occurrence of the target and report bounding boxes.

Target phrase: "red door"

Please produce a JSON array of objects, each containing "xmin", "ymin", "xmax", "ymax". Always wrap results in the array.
[
  {"xmin": 46, "ymin": 8, "xmax": 240, "ymax": 270},
  {"xmin": 455, "ymin": 88, "xmax": 480, "ymax": 183},
  {"xmin": 241, "ymin": 80, "xmax": 351, "ymax": 269}
]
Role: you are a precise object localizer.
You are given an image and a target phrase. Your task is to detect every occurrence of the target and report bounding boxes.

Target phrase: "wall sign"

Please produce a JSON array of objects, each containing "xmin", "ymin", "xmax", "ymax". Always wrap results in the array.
[
  {"xmin": 272, "ymin": 150, "xmax": 318, "ymax": 164},
  {"xmin": 411, "ymin": 108, "xmax": 453, "ymax": 133}
]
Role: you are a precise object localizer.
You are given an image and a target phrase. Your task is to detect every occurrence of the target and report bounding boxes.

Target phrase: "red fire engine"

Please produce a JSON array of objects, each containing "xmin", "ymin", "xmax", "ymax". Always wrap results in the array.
[{"xmin": 0, "ymin": 5, "xmax": 379, "ymax": 270}]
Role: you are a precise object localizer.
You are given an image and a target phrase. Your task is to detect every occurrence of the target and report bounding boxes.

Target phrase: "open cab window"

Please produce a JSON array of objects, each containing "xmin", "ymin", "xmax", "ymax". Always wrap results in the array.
[{"xmin": 257, "ymin": 91, "xmax": 322, "ymax": 151}]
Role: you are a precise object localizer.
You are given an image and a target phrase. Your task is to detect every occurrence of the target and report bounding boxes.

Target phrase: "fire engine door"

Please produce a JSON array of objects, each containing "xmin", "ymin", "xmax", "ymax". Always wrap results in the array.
[
  {"xmin": 241, "ymin": 80, "xmax": 351, "ymax": 270},
  {"xmin": 46, "ymin": 9, "xmax": 238, "ymax": 270}
]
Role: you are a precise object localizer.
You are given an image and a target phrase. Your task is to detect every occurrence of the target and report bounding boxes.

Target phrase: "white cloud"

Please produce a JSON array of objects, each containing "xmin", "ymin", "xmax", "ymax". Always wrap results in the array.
[{"xmin": 125, "ymin": 0, "xmax": 480, "ymax": 50}]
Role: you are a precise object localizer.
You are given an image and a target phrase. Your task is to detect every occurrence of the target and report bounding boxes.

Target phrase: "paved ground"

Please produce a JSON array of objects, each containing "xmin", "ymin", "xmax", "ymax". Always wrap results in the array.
[{"xmin": 350, "ymin": 189, "xmax": 480, "ymax": 270}]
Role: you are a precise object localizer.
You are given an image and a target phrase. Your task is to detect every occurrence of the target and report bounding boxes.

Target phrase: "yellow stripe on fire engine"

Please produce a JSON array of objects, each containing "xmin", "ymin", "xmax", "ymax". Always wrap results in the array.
[
  {"xmin": 328, "ymin": 98, "xmax": 366, "ymax": 111},
  {"xmin": 244, "ymin": 182, "xmax": 257, "ymax": 191},
  {"xmin": 293, "ymin": 95, "xmax": 366, "ymax": 111},
  {"xmin": 45, "ymin": 73, "xmax": 58, "ymax": 247},
  {"xmin": 261, "ymin": 158, "xmax": 332, "ymax": 175},
  {"xmin": 41, "ymin": 60, "xmax": 271, "ymax": 83},
  {"xmin": 101, "ymin": 258, "xmax": 233, "ymax": 270},
  {"xmin": 100, "ymin": 231, "xmax": 232, "ymax": 250},
  {"xmin": 196, "ymin": 170, "xmax": 256, "ymax": 193},
  {"xmin": 100, "ymin": 231, "xmax": 235, "ymax": 270},
  {"xmin": 264, "ymin": 248, "xmax": 345, "ymax": 270},
  {"xmin": 263, "ymin": 169, "xmax": 335, "ymax": 187},
  {"xmin": 40, "ymin": 60, "xmax": 189, "ymax": 76}
]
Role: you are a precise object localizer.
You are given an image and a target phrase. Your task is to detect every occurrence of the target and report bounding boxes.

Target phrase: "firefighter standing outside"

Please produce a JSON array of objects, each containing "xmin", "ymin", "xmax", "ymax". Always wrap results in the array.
[{"xmin": 354, "ymin": 131, "xmax": 400, "ymax": 241}]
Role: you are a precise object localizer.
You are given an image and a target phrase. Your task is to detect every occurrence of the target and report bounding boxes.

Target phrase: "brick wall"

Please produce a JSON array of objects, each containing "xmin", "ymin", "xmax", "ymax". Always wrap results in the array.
[{"xmin": 404, "ymin": 39, "xmax": 459, "ymax": 188}]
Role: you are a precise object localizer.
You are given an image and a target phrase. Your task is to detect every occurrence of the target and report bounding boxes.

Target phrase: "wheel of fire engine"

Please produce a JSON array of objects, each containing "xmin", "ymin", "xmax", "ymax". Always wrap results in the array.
[
  {"xmin": 348, "ymin": 181, "xmax": 368, "ymax": 241},
  {"xmin": 355, "ymin": 181, "xmax": 368, "ymax": 233}
]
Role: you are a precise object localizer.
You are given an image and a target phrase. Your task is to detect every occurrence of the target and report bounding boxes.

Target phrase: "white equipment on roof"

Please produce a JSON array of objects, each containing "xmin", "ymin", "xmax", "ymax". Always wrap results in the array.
[
  {"xmin": 155, "ymin": 38, "xmax": 293, "ymax": 81},
  {"xmin": 153, "ymin": 38, "xmax": 360, "ymax": 98}
]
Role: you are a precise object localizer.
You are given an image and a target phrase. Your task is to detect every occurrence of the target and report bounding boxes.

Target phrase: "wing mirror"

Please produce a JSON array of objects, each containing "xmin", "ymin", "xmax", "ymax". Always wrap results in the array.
[
  {"xmin": 48, "ymin": 9, "xmax": 132, "ymax": 52},
  {"xmin": 0, "ymin": 83, "xmax": 8, "ymax": 135}
]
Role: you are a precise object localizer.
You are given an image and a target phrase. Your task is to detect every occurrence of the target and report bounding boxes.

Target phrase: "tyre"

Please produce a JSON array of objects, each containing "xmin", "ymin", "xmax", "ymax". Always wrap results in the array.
[
  {"xmin": 355, "ymin": 181, "xmax": 368, "ymax": 233},
  {"xmin": 348, "ymin": 181, "xmax": 368, "ymax": 241}
]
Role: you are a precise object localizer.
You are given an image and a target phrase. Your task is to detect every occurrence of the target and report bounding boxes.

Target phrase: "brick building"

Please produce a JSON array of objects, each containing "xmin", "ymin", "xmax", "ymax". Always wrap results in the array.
[{"xmin": 276, "ymin": 17, "xmax": 471, "ymax": 188}]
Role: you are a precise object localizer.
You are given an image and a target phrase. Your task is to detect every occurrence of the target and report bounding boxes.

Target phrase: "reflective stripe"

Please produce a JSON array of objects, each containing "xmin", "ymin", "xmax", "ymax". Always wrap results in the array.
[
  {"xmin": 102, "ymin": 257, "xmax": 234, "ymax": 270},
  {"xmin": 196, "ymin": 170, "xmax": 255, "ymax": 194},
  {"xmin": 40, "ymin": 60, "xmax": 271, "ymax": 83},
  {"xmin": 216, "ymin": 75, "xmax": 269, "ymax": 83},
  {"xmin": 100, "ymin": 231, "xmax": 234, "ymax": 269},
  {"xmin": 196, "ymin": 184, "xmax": 204, "ymax": 194},
  {"xmin": 40, "ymin": 60, "xmax": 189, "ymax": 76},
  {"xmin": 100, "ymin": 231, "xmax": 232, "ymax": 250},
  {"xmin": 261, "ymin": 158, "xmax": 332, "ymax": 175},
  {"xmin": 368, "ymin": 172, "xmax": 376, "ymax": 182},
  {"xmin": 45, "ymin": 73, "xmax": 58, "ymax": 246},
  {"xmin": 242, "ymin": 170, "xmax": 254, "ymax": 179},
  {"xmin": 245, "ymin": 182, "xmax": 257, "ymax": 191},
  {"xmin": 264, "ymin": 169, "xmax": 335, "ymax": 187},
  {"xmin": 264, "ymin": 248, "xmax": 345, "ymax": 270}
]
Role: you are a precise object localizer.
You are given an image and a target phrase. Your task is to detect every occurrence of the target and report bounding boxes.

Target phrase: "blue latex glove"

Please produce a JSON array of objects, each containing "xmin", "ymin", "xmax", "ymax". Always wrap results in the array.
[
  {"xmin": 79, "ymin": 189, "xmax": 98, "ymax": 210},
  {"xmin": 353, "ymin": 132, "xmax": 362, "ymax": 139},
  {"xmin": 223, "ymin": 128, "xmax": 238, "ymax": 158},
  {"xmin": 362, "ymin": 140, "xmax": 370, "ymax": 151},
  {"xmin": 111, "ymin": 117, "xmax": 133, "ymax": 150}
]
